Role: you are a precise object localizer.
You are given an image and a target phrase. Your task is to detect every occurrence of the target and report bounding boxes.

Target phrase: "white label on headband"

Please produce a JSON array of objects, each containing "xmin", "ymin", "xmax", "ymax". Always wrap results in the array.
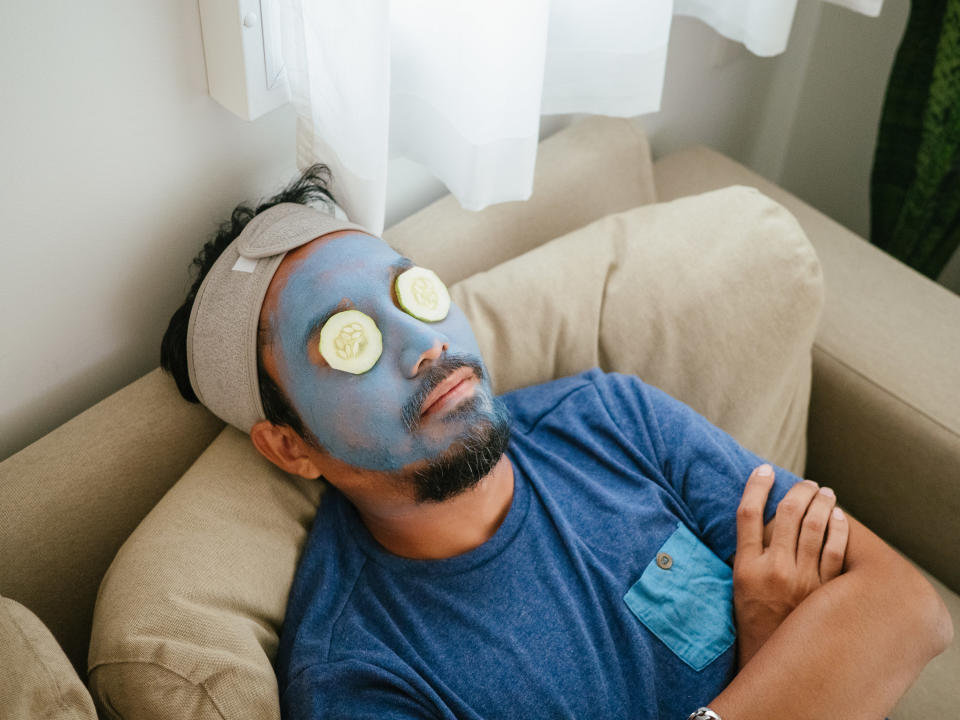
[{"xmin": 232, "ymin": 256, "xmax": 258, "ymax": 273}]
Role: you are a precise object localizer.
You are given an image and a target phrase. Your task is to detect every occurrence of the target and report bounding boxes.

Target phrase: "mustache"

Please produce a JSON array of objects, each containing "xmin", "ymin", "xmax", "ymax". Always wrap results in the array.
[{"xmin": 401, "ymin": 354, "xmax": 485, "ymax": 431}]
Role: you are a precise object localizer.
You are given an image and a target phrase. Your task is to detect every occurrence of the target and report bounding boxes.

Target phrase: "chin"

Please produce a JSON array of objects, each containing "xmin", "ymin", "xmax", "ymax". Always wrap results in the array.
[{"xmin": 409, "ymin": 394, "xmax": 511, "ymax": 504}]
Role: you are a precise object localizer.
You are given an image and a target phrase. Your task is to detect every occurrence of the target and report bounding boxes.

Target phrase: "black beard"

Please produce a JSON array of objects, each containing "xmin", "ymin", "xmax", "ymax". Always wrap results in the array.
[{"xmin": 407, "ymin": 392, "xmax": 512, "ymax": 504}]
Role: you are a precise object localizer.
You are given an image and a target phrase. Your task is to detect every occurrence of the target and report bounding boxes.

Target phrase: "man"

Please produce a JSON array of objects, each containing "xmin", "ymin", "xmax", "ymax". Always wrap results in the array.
[{"xmin": 162, "ymin": 167, "xmax": 952, "ymax": 719}]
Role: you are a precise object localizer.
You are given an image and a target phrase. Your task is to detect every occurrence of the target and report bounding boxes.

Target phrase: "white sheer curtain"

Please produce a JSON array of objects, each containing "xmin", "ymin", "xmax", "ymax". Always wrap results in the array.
[{"xmin": 277, "ymin": 0, "xmax": 883, "ymax": 233}]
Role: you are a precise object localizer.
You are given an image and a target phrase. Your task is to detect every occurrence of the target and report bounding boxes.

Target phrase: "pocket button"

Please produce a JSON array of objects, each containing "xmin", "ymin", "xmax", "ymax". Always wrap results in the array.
[{"xmin": 656, "ymin": 552, "xmax": 673, "ymax": 570}]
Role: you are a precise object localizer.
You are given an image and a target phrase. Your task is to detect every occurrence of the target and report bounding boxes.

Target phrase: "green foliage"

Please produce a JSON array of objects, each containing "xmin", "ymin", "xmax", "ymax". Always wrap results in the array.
[{"xmin": 871, "ymin": 0, "xmax": 960, "ymax": 279}]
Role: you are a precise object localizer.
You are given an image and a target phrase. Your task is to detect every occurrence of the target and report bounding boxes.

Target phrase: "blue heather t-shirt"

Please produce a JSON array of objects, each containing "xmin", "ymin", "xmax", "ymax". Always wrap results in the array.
[{"xmin": 276, "ymin": 369, "xmax": 798, "ymax": 719}]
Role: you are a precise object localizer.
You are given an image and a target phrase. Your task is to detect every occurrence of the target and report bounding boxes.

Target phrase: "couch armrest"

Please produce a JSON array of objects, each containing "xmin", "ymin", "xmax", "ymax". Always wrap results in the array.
[{"xmin": 654, "ymin": 147, "xmax": 960, "ymax": 595}]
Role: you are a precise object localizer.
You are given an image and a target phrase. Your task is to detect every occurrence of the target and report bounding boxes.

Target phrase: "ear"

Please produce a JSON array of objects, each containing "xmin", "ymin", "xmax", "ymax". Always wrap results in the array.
[{"xmin": 249, "ymin": 420, "xmax": 323, "ymax": 479}]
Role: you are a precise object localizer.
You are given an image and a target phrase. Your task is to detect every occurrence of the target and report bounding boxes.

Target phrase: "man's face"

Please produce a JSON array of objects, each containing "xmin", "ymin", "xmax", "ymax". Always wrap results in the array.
[{"xmin": 260, "ymin": 231, "xmax": 509, "ymax": 501}]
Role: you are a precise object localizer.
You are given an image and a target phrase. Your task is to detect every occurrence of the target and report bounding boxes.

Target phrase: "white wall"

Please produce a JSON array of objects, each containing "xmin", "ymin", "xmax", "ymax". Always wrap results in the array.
[
  {"xmin": 641, "ymin": 18, "xmax": 780, "ymax": 165},
  {"xmin": 1, "ymin": 1, "xmax": 299, "ymax": 460},
  {"xmin": 0, "ymin": 2, "xmax": 939, "ymax": 460},
  {"xmin": 775, "ymin": 2, "xmax": 960, "ymax": 293},
  {"xmin": 776, "ymin": 2, "xmax": 910, "ymax": 239}
]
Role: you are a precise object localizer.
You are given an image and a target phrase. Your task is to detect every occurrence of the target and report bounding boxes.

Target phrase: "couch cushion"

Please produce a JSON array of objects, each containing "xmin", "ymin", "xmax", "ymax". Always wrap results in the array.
[
  {"xmin": 1, "ymin": 596, "xmax": 97, "ymax": 720},
  {"xmin": 88, "ymin": 428, "xmax": 323, "ymax": 720},
  {"xmin": 88, "ymin": 186, "xmax": 823, "ymax": 719},
  {"xmin": 453, "ymin": 185, "xmax": 823, "ymax": 472}
]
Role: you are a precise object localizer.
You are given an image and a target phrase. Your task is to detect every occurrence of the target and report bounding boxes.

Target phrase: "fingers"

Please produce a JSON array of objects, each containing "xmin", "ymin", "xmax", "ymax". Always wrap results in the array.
[
  {"xmin": 769, "ymin": 479, "xmax": 822, "ymax": 555},
  {"xmin": 736, "ymin": 464, "xmax": 775, "ymax": 561},
  {"xmin": 819, "ymin": 506, "xmax": 849, "ymax": 581},
  {"xmin": 796, "ymin": 486, "xmax": 837, "ymax": 577}
]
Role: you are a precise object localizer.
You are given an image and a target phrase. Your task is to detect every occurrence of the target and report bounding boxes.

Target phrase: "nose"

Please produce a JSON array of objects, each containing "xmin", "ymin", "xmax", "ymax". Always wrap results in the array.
[
  {"xmin": 394, "ymin": 310, "xmax": 450, "ymax": 377},
  {"xmin": 404, "ymin": 338, "xmax": 449, "ymax": 378}
]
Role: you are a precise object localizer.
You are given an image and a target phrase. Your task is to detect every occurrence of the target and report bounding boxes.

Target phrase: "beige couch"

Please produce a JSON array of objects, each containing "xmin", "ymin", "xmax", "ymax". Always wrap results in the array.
[{"xmin": 1, "ymin": 117, "xmax": 958, "ymax": 717}]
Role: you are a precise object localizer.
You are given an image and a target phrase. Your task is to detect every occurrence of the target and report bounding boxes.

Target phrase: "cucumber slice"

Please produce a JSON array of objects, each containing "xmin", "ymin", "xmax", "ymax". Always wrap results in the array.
[
  {"xmin": 318, "ymin": 310, "xmax": 382, "ymax": 374},
  {"xmin": 395, "ymin": 267, "xmax": 450, "ymax": 322}
]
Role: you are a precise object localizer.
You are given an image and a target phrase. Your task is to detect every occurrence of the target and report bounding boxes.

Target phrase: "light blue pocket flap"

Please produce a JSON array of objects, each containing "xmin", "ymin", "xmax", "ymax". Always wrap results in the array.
[{"xmin": 623, "ymin": 523, "xmax": 735, "ymax": 671}]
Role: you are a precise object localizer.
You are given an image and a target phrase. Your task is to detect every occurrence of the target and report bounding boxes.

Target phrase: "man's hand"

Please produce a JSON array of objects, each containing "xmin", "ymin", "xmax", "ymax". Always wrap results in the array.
[{"xmin": 732, "ymin": 464, "xmax": 849, "ymax": 668}]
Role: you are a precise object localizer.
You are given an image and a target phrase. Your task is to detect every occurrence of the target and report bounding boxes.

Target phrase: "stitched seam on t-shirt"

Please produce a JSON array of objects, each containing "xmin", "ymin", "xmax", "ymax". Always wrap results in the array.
[
  {"xmin": 592, "ymin": 379, "xmax": 667, "ymax": 475},
  {"xmin": 521, "ymin": 379, "xmax": 596, "ymax": 435},
  {"xmin": 284, "ymin": 656, "xmax": 426, "ymax": 712},
  {"xmin": 325, "ymin": 554, "xmax": 370, "ymax": 666},
  {"xmin": 592, "ymin": 378, "xmax": 693, "ymax": 532}
]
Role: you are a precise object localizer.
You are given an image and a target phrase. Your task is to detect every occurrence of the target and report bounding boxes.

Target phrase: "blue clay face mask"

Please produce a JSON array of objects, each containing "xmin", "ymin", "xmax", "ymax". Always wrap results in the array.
[{"xmin": 266, "ymin": 232, "xmax": 498, "ymax": 473}]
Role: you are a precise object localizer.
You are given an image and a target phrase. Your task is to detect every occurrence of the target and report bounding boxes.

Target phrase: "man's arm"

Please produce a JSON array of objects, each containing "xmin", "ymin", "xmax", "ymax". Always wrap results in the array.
[{"xmin": 710, "ymin": 502, "xmax": 953, "ymax": 719}]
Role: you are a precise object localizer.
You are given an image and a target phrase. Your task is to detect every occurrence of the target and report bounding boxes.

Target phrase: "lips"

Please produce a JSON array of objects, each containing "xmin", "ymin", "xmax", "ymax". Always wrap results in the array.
[{"xmin": 420, "ymin": 367, "xmax": 476, "ymax": 418}]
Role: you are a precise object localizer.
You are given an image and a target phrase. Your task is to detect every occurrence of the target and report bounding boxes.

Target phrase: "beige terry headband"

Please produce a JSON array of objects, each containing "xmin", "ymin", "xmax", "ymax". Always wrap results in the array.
[{"xmin": 186, "ymin": 203, "xmax": 368, "ymax": 432}]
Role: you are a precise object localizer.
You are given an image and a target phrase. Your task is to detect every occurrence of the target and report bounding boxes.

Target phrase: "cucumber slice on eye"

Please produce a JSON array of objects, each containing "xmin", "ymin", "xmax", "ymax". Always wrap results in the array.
[
  {"xmin": 395, "ymin": 267, "xmax": 450, "ymax": 322},
  {"xmin": 318, "ymin": 310, "xmax": 382, "ymax": 374}
]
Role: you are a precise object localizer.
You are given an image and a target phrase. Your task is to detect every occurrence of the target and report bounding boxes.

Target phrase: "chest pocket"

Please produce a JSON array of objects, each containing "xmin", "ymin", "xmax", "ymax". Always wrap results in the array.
[{"xmin": 623, "ymin": 522, "xmax": 735, "ymax": 671}]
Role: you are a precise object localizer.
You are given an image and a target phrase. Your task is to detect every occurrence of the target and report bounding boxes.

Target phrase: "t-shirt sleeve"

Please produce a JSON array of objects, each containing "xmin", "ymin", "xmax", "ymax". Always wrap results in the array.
[
  {"xmin": 283, "ymin": 659, "xmax": 437, "ymax": 720},
  {"xmin": 594, "ymin": 371, "xmax": 802, "ymax": 562}
]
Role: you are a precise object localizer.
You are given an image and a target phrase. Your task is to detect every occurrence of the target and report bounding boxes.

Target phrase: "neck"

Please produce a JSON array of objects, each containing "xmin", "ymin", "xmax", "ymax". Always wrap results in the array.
[{"xmin": 351, "ymin": 454, "xmax": 515, "ymax": 560}]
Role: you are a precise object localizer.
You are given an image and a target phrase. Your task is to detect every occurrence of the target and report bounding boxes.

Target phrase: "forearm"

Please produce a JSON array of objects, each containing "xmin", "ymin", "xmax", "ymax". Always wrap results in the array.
[{"xmin": 712, "ymin": 545, "xmax": 951, "ymax": 719}]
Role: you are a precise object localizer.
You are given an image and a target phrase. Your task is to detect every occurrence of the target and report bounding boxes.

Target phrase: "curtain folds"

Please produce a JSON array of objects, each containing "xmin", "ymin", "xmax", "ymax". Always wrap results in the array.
[{"xmin": 278, "ymin": 0, "xmax": 883, "ymax": 232}]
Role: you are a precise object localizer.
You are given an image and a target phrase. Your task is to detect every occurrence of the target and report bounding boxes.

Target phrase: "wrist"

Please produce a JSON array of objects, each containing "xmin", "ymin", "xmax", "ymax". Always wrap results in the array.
[
  {"xmin": 735, "ymin": 626, "xmax": 773, "ymax": 669},
  {"xmin": 734, "ymin": 605, "xmax": 786, "ymax": 667},
  {"xmin": 688, "ymin": 708, "xmax": 723, "ymax": 720},
  {"xmin": 735, "ymin": 624, "xmax": 777, "ymax": 669},
  {"xmin": 736, "ymin": 638, "xmax": 759, "ymax": 670}
]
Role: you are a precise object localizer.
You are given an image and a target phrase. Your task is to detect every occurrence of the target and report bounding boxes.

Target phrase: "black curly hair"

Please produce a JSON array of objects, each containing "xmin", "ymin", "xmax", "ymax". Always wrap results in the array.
[{"xmin": 160, "ymin": 164, "xmax": 337, "ymax": 438}]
